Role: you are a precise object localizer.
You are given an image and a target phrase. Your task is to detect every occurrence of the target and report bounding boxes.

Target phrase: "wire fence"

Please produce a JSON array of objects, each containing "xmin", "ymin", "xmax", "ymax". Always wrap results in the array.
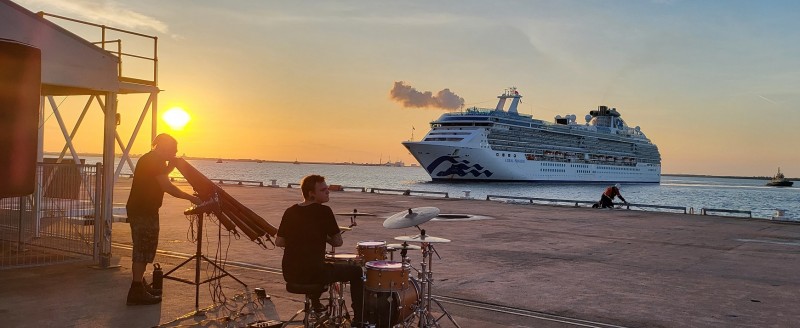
[{"xmin": 0, "ymin": 162, "xmax": 101, "ymax": 269}]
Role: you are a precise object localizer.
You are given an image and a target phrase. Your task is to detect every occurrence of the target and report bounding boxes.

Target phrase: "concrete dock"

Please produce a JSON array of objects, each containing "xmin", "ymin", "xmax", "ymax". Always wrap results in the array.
[{"xmin": 2, "ymin": 180, "xmax": 800, "ymax": 327}]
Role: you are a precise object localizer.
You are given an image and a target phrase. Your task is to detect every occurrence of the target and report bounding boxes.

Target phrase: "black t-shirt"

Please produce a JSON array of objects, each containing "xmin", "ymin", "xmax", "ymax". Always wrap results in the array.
[
  {"xmin": 278, "ymin": 203, "xmax": 340, "ymax": 283},
  {"xmin": 126, "ymin": 151, "xmax": 171, "ymax": 216}
]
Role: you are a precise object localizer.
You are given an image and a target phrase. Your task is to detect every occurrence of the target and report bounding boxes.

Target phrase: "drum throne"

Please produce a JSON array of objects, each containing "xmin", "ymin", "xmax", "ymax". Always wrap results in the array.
[{"xmin": 286, "ymin": 282, "xmax": 330, "ymax": 327}]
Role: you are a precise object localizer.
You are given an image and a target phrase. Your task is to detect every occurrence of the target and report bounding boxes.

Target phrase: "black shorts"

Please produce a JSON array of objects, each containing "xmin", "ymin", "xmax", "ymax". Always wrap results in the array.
[
  {"xmin": 129, "ymin": 213, "xmax": 160, "ymax": 263},
  {"xmin": 599, "ymin": 195, "xmax": 615, "ymax": 208}
]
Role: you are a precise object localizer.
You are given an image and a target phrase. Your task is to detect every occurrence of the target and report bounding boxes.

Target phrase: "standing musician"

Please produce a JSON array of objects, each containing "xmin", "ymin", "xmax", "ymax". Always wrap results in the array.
[
  {"xmin": 276, "ymin": 174, "xmax": 364, "ymax": 327},
  {"xmin": 125, "ymin": 133, "xmax": 201, "ymax": 305}
]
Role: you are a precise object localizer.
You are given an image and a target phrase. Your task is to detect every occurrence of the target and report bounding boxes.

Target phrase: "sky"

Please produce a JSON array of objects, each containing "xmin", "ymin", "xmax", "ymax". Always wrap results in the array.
[{"xmin": 14, "ymin": 0, "xmax": 800, "ymax": 176}]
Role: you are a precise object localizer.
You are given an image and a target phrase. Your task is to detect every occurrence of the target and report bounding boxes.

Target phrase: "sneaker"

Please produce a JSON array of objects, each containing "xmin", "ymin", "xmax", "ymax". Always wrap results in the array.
[
  {"xmin": 127, "ymin": 282, "xmax": 162, "ymax": 305},
  {"xmin": 142, "ymin": 278, "xmax": 162, "ymax": 296}
]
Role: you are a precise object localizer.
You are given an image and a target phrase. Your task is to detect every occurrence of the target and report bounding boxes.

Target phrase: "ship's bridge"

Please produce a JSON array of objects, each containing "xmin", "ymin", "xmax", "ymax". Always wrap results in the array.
[{"xmin": 586, "ymin": 105, "xmax": 649, "ymax": 138}]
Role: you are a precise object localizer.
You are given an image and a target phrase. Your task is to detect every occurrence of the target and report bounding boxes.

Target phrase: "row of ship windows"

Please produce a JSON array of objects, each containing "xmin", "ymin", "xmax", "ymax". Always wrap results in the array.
[
  {"xmin": 425, "ymin": 137, "xmax": 464, "ymax": 142},
  {"xmin": 597, "ymin": 166, "xmax": 638, "ymax": 171},
  {"xmin": 541, "ymin": 170, "xmax": 638, "ymax": 174},
  {"xmin": 496, "ymin": 152, "xmax": 657, "ymax": 172}
]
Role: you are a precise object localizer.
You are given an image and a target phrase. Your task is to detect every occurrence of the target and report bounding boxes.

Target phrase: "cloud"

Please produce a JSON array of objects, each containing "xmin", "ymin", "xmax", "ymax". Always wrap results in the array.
[
  {"xmin": 389, "ymin": 81, "xmax": 464, "ymax": 110},
  {"xmin": 758, "ymin": 95, "xmax": 779, "ymax": 105},
  {"xmin": 20, "ymin": 0, "xmax": 169, "ymax": 34}
]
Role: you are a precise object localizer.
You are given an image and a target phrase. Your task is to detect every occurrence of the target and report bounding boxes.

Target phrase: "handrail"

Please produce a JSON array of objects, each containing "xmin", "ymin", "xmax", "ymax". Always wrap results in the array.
[
  {"xmin": 38, "ymin": 12, "xmax": 157, "ymax": 38},
  {"xmin": 213, "ymin": 179, "xmax": 264, "ymax": 187},
  {"xmin": 622, "ymin": 203, "xmax": 687, "ymax": 214},
  {"xmin": 38, "ymin": 11, "xmax": 158, "ymax": 85},
  {"xmin": 486, "ymin": 195, "xmax": 595, "ymax": 207},
  {"xmin": 701, "ymin": 208, "xmax": 752, "ymax": 218},
  {"xmin": 169, "ymin": 177, "xmax": 263, "ymax": 187},
  {"xmin": 486, "ymin": 194, "xmax": 688, "ymax": 213},
  {"xmin": 371, "ymin": 188, "xmax": 449, "ymax": 198},
  {"xmin": 132, "ymin": 177, "xmax": 748, "ymax": 218},
  {"xmin": 341, "ymin": 186, "xmax": 367, "ymax": 192}
]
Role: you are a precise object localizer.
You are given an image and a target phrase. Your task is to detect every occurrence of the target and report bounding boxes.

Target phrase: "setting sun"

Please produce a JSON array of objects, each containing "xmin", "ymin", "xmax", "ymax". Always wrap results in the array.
[{"xmin": 162, "ymin": 107, "xmax": 191, "ymax": 130}]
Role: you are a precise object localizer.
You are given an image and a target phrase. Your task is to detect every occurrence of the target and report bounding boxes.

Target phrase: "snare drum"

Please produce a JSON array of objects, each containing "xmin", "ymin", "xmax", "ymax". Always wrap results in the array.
[
  {"xmin": 364, "ymin": 260, "xmax": 409, "ymax": 292},
  {"xmin": 325, "ymin": 253, "xmax": 363, "ymax": 266},
  {"xmin": 357, "ymin": 241, "xmax": 387, "ymax": 263}
]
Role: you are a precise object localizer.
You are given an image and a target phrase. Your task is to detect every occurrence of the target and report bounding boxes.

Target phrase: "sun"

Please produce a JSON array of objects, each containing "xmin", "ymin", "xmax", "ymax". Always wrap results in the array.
[{"xmin": 163, "ymin": 107, "xmax": 191, "ymax": 130}]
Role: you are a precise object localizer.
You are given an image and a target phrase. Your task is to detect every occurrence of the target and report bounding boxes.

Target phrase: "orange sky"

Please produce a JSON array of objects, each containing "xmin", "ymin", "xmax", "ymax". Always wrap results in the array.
[{"xmin": 21, "ymin": 0, "xmax": 800, "ymax": 176}]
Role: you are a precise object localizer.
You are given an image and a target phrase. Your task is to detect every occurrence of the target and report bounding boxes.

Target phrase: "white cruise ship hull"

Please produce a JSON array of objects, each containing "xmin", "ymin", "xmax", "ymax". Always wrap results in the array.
[{"xmin": 403, "ymin": 141, "xmax": 661, "ymax": 183}]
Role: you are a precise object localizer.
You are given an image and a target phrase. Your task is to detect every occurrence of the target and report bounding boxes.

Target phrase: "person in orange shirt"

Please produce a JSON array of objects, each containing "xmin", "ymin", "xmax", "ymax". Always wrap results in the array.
[{"xmin": 596, "ymin": 183, "xmax": 627, "ymax": 208}]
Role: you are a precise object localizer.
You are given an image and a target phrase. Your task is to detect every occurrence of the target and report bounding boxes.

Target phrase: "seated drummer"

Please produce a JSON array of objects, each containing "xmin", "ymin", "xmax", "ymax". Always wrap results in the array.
[{"xmin": 276, "ymin": 174, "xmax": 364, "ymax": 327}]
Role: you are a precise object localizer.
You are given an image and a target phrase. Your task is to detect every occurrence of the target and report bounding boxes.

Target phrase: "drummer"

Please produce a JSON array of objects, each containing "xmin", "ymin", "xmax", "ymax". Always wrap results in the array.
[{"xmin": 275, "ymin": 174, "xmax": 364, "ymax": 327}]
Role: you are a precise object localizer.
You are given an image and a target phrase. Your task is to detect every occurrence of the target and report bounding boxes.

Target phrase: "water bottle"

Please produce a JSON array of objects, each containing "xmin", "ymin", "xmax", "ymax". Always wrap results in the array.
[{"xmin": 152, "ymin": 263, "xmax": 163, "ymax": 290}]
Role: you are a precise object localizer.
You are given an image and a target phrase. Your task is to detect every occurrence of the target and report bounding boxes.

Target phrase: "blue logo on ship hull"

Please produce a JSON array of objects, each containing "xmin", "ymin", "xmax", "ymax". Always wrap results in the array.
[{"xmin": 425, "ymin": 155, "xmax": 493, "ymax": 178}]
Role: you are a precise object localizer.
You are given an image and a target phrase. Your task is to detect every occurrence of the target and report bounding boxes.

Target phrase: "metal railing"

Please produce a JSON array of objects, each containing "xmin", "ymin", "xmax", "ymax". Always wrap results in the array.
[
  {"xmin": 169, "ymin": 177, "xmax": 264, "ymax": 187},
  {"xmin": 1, "ymin": 163, "xmax": 101, "ymax": 269},
  {"xmin": 370, "ymin": 188, "xmax": 449, "ymax": 198},
  {"xmin": 38, "ymin": 12, "xmax": 158, "ymax": 86},
  {"xmin": 701, "ymin": 208, "xmax": 752, "ymax": 218},
  {"xmin": 486, "ymin": 195, "xmax": 597, "ymax": 207},
  {"xmin": 485, "ymin": 194, "xmax": 688, "ymax": 214},
  {"xmin": 143, "ymin": 176, "xmax": 754, "ymax": 218}
]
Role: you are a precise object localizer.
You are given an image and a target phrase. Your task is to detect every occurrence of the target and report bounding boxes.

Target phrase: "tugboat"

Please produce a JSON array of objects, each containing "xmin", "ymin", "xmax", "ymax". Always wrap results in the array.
[{"xmin": 766, "ymin": 167, "xmax": 793, "ymax": 187}]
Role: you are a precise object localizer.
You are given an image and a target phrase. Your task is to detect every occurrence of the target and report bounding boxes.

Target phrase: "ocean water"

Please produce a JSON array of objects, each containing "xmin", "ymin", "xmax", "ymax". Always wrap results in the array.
[{"xmin": 136, "ymin": 159, "xmax": 797, "ymax": 220}]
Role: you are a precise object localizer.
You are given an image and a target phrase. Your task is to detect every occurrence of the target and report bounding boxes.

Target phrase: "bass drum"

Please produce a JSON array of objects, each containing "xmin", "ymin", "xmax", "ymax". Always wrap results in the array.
[{"xmin": 363, "ymin": 278, "xmax": 419, "ymax": 328}]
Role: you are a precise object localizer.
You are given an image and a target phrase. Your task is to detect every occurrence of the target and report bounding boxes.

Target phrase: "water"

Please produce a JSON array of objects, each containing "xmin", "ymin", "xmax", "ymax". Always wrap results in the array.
[{"xmin": 112, "ymin": 158, "xmax": 799, "ymax": 220}]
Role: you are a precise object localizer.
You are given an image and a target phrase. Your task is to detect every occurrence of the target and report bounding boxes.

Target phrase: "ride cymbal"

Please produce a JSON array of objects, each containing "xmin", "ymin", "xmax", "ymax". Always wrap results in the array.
[{"xmin": 383, "ymin": 207, "xmax": 440, "ymax": 229}]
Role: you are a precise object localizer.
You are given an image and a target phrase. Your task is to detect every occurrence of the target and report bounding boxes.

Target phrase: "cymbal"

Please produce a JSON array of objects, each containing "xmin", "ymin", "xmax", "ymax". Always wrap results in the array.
[
  {"xmin": 339, "ymin": 226, "xmax": 352, "ymax": 231},
  {"xmin": 383, "ymin": 207, "xmax": 440, "ymax": 229},
  {"xmin": 394, "ymin": 234, "xmax": 450, "ymax": 243},
  {"xmin": 335, "ymin": 212, "xmax": 376, "ymax": 217},
  {"xmin": 387, "ymin": 243, "xmax": 421, "ymax": 250}
]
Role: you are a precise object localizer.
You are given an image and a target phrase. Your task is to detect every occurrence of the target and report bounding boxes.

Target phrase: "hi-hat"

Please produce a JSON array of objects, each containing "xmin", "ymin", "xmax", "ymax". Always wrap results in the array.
[
  {"xmin": 383, "ymin": 207, "xmax": 440, "ymax": 229},
  {"xmin": 335, "ymin": 212, "xmax": 376, "ymax": 217},
  {"xmin": 394, "ymin": 234, "xmax": 451, "ymax": 243},
  {"xmin": 339, "ymin": 226, "xmax": 352, "ymax": 231},
  {"xmin": 387, "ymin": 243, "xmax": 422, "ymax": 250}
]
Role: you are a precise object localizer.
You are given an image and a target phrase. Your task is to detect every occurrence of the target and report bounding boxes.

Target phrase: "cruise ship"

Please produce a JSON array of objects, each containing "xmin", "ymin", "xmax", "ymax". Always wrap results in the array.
[{"xmin": 403, "ymin": 88, "xmax": 661, "ymax": 183}]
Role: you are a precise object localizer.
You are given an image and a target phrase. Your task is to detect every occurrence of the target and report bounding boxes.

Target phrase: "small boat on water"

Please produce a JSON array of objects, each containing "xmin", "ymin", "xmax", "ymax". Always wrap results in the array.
[
  {"xmin": 766, "ymin": 167, "xmax": 793, "ymax": 187},
  {"xmin": 216, "ymin": 158, "xmax": 223, "ymax": 163}
]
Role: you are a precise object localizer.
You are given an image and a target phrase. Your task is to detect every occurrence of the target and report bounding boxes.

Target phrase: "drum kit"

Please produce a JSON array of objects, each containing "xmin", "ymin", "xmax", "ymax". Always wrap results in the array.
[{"xmin": 321, "ymin": 207, "xmax": 460, "ymax": 328}]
